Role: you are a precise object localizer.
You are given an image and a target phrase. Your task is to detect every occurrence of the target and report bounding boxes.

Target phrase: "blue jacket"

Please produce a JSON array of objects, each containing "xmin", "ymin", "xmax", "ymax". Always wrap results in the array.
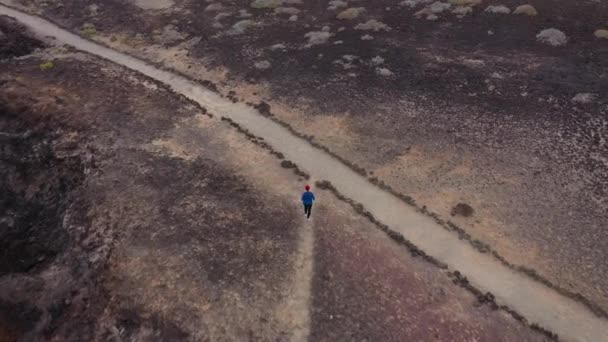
[{"xmin": 301, "ymin": 191, "xmax": 315, "ymax": 205}]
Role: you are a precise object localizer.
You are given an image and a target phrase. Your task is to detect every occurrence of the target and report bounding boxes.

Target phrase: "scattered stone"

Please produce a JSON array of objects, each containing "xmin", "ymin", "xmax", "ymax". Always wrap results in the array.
[
  {"xmin": 289, "ymin": 15, "xmax": 298, "ymax": 21},
  {"xmin": 304, "ymin": 30, "xmax": 333, "ymax": 46},
  {"xmin": 536, "ymin": 28, "xmax": 568, "ymax": 46},
  {"xmin": 333, "ymin": 59, "xmax": 355, "ymax": 70},
  {"xmin": 513, "ymin": 4, "xmax": 537, "ymax": 16},
  {"xmin": 328, "ymin": 0, "xmax": 348, "ymax": 10},
  {"xmin": 361, "ymin": 34, "xmax": 374, "ymax": 40},
  {"xmin": 429, "ymin": 1, "xmax": 452, "ymax": 13},
  {"xmin": 376, "ymin": 67, "xmax": 394, "ymax": 77},
  {"xmin": 205, "ymin": 3, "xmax": 223, "ymax": 12},
  {"xmin": 594, "ymin": 29, "xmax": 608, "ymax": 39},
  {"xmin": 449, "ymin": 0, "xmax": 481, "ymax": 5},
  {"xmin": 571, "ymin": 93, "xmax": 596, "ymax": 104},
  {"xmin": 415, "ymin": 1, "xmax": 451, "ymax": 19},
  {"xmin": 275, "ymin": 7, "xmax": 300, "ymax": 15},
  {"xmin": 214, "ymin": 12, "xmax": 232, "ymax": 21},
  {"xmin": 322, "ymin": 26, "xmax": 331, "ymax": 32},
  {"xmin": 490, "ymin": 71, "xmax": 504, "ymax": 79},
  {"xmin": 254, "ymin": 60, "xmax": 272, "ymax": 70},
  {"xmin": 371, "ymin": 56, "xmax": 385, "ymax": 65},
  {"xmin": 400, "ymin": 0, "xmax": 432, "ymax": 8},
  {"xmin": 185, "ymin": 36, "xmax": 202, "ymax": 47},
  {"xmin": 451, "ymin": 203, "xmax": 474, "ymax": 217},
  {"xmin": 227, "ymin": 20, "xmax": 254, "ymax": 35},
  {"xmin": 485, "ymin": 5, "xmax": 510, "ymax": 14},
  {"xmin": 333, "ymin": 40, "xmax": 344, "ymax": 44},
  {"xmin": 154, "ymin": 25, "xmax": 186, "ymax": 45},
  {"xmin": 338, "ymin": 27, "xmax": 346, "ymax": 32},
  {"xmin": 342, "ymin": 54, "xmax": 357, "ymax": 61},
  {"xmin": 452, "ymin": 6, "xmax": 473, "ymax": 16},
  {"xmin": 337, "ymin": 7, "xmax": 366, "ymax": 20},
  {"xmin": 285, "ymin": 0, "xmax": 302, "ymax": 4},
  {"xmin": 354, "ymin": 19, "xmax": 389, "ymax": 31},
  {"xmin": 132, "ymin": 0, "xmax": 175, "ymax": 10},
  {"xmin": 270, "ymin": 43, "xmax": 286, "ymax": 50},
  {"xmin": 238, "ymin": 9, "xmax": 253, "ymax": 18},
  {"xmin": 251, "ymin": 0, "xmax": 283, "ymax": 9},
  {"xmin": 88, "ymin": 4, "xmax": 99, "ymax": 15}
]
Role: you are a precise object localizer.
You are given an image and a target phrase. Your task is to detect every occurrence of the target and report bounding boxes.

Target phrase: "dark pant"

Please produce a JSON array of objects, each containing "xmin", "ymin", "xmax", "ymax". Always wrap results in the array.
[{"xmin": 303, "ymin": 204, "xmax": 313, "ymax": 218}]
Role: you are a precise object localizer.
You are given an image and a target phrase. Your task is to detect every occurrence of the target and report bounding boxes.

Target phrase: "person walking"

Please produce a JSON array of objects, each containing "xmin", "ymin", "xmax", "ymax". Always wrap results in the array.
[{"xmin": 301, "ymin": 185, "xmax": 315, "ymax": 219}]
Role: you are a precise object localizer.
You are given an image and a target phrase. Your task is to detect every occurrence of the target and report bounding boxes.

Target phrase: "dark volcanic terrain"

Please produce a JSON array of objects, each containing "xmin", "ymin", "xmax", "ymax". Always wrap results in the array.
[{"xmin": 0, "ymin": 16, "xmax": 551, "ymax": 341}]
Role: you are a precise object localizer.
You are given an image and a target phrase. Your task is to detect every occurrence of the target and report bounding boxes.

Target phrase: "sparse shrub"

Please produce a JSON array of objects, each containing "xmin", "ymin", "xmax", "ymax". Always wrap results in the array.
[
  {"xmin": 39, "ymin": 61, "xmax": 55, "ymax": 71},
  {"xmin": 280, "ymin": 160, "xmax": 295, "ymax": 168},
  {"xmin": 451, "ymin": 203, "xmax": 474, "ymax": 217},
  {"xmin": 82, "ymin": 23, "xmax": 97, "ymax": 37}
]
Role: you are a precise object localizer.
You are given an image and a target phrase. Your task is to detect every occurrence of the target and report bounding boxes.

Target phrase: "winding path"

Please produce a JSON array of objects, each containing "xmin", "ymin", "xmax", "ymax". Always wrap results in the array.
[{"xmin": 1, "ymin": 4, "xmax": 607, "ymax": 341}]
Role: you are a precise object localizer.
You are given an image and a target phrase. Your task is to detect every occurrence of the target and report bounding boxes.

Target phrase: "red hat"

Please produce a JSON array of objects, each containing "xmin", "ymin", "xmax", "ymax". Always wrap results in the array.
[{"xmin": 305, "ymin": 185, "xmax": 310, "ymax": 190}]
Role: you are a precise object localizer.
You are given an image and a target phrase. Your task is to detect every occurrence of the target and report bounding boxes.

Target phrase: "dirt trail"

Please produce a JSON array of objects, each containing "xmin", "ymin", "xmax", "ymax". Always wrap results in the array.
[
  {"xmin": 276, "ymin": 214, "xmax": 314, "ymax": 342},
  {"xmin": 1, "ymin": 4, "xmax": 607, "ymax": 341}
]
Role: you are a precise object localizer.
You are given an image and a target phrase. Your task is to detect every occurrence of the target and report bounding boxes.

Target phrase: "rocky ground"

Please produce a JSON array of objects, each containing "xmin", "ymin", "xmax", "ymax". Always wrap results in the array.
[
  {"xmin": 0, "ymin": 16, "xmax": 551, "ymax": 341},
  {"xmin": 5, "ymin": 0, "xmax": 604, "ymax": 315}
]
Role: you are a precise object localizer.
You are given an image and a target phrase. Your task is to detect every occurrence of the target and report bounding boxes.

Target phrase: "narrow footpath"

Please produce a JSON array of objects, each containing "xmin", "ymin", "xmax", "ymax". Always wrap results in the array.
[{"xmin": 1, "ymin": 4, "xmax": 607, "ymax": 341}]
